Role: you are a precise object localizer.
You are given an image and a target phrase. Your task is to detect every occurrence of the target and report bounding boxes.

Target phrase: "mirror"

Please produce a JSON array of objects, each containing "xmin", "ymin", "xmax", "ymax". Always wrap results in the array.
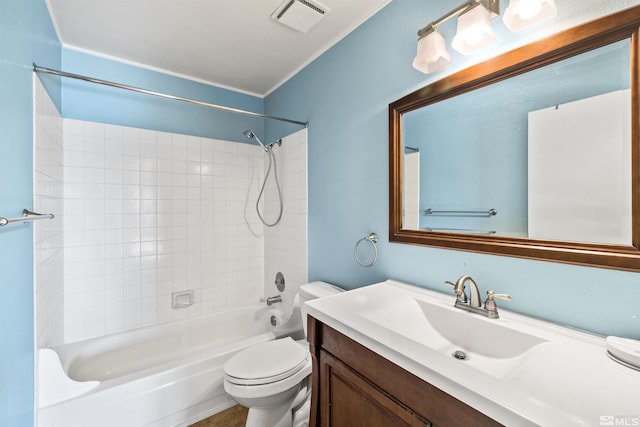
[
  {"xmin": 389, "ymin": 6, "xmax": 640, "ymax": 271},
  {"xmin": 402, "ymin": 40, "xmax": 631, "ymax": 243}
]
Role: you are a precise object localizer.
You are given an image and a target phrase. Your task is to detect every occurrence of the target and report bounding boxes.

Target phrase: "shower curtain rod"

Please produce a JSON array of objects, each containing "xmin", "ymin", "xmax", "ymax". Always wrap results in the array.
[{"xmin": 33, "ymin": 64, "xmax": 308, "ymax": 127}]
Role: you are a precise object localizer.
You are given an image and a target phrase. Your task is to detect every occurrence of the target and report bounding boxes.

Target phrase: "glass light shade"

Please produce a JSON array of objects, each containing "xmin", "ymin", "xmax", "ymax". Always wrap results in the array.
[
  {"xmin": 451, "ymin": 4, "xmax": 496, "ymax": 55},
  {"xmin": 503, "ymin": 0, "xmax": 557, "ymax": 32},
  {"xmin": 412, "ymin": 30, "xmax": 451, "ymax": 74}
]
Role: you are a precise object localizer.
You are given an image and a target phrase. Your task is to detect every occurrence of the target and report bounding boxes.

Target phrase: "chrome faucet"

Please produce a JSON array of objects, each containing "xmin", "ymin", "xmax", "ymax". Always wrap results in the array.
[
  {"xmin": 445, "ymin": 275, "xmax": 481, "ymax": 308},
  {"xmin": 266, "ymin": 295, "xmax": 282, "ymax": 306},
  {"xmin": 444, "ymin": 275, "xmax": 511, "ymax": 319}
]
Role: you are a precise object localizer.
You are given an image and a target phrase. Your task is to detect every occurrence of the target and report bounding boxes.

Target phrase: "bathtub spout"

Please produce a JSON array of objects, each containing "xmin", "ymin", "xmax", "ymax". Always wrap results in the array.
[{"xmin": 266, "ymin": 295, "xmax": 282, "ymax": 306}]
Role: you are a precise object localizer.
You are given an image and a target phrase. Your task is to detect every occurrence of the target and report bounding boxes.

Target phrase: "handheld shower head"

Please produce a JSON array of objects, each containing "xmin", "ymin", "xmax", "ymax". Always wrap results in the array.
[
  {"xmin": 242, "ymin": 129, "xmax": 268, "ymax": 152},
  {"xmin": 242, "ymin": 129, "xmax": 284, "ymax": 227}
]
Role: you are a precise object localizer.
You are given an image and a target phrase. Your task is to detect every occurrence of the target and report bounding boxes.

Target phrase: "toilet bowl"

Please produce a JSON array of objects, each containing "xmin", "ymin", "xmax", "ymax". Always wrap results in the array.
[{"xmin": 223, "ymin": 281, "xmax": 343, "ymax": 427}]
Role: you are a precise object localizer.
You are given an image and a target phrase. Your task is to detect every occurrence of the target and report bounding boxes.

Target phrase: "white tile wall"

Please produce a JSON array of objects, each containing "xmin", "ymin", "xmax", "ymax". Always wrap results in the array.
[
  {"xmin": 62, "ymin": 121, "xmax": 272, "ymax": 342},
  {"xmin": 34, "ymin": 85, "xmax": 308, "ymax": 344},
  {"xmin": 34, "ymin": 77, "xmax": 65, "ymax": 349},
  {"xmin": 264, "ymin": 129, "xmax": 308, "ymax": 316}
]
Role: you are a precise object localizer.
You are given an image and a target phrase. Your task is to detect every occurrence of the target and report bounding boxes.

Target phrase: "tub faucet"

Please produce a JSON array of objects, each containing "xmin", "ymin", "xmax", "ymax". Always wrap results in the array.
[
  {"xmin": 444, "ymin": 275, "xmax": 511, "ymax": 319},
  {"xmin": 266, "ymin": 295, "xmax": 282, "ymax": 306}
]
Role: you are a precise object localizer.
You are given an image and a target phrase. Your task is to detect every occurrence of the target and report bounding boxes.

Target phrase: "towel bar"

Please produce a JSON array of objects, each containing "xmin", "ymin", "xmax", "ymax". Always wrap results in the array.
[
  {"xmin": 424, "ymin": 208, "xmax": 497, "ymax": 217},
  {"xmin": 0, "ymin": 209, "xmax": 55, "ymax": 227}
]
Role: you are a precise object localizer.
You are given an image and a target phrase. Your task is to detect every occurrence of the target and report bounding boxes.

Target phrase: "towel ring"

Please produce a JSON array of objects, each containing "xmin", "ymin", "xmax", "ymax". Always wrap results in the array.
[{"xmin": 354, "ymin": 233, "xmax": 379, "ymax": 268}]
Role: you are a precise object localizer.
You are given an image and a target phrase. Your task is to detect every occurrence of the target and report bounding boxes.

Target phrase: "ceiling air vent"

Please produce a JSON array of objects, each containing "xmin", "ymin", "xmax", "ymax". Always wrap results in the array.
[{"xmin": 271, "ymin": 0, "xmax": 331, "ymax": 33}]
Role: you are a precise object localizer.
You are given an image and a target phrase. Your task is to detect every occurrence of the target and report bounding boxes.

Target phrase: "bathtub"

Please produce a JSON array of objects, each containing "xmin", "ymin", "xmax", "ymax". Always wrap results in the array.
[{"xmin": 38, "ymin": 303, "xmax": 302, "ymax": 427}]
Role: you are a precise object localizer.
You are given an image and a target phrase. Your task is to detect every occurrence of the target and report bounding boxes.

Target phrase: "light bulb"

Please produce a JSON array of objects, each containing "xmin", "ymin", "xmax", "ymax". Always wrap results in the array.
[
  {"xmin": 518, "ymin": 1, "xmax": 541, "ymax": 20},
  {"xmin": 451, "ymin": 4, "xmax": 496, "ymax": 55},
  {"xmin": 463, "ymin": 30, "xmax": 485, "ymax": 47},
  {"xmin": 503, "ymin": 0, "xmax": 557, "ymax": 32}
]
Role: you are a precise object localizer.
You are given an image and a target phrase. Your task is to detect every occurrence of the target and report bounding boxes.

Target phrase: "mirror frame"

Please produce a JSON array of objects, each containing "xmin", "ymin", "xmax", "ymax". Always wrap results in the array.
[{"xmin": 389, "ymin": 6, "xmax": 640, "ymax": 271}]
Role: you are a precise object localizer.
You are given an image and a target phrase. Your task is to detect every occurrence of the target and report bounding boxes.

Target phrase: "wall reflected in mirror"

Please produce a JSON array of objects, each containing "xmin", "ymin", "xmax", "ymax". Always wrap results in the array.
[{"xmin": 401, "ymin": 39, "xmax": 631, "ymax": 245}]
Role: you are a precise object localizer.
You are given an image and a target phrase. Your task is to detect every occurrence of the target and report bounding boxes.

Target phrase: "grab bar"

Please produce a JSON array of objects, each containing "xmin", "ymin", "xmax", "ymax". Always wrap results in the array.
[
  {"xmin": 425, "ymin": 208, "xmax": 497, "ymax": 217},
  {"xmin": 0, "ymin": 209, "xmax": 55, "ymax": 227},
  {"xmin": 424, "ymin": 227, "xmax": 496, "ymax": 235}
]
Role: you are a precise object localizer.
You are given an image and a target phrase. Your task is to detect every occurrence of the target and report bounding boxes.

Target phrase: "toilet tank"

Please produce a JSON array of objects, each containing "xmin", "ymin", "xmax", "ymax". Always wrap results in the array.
[{"xmin": 299, "ymin": 281, "xmax": 344, "ymax": 337}]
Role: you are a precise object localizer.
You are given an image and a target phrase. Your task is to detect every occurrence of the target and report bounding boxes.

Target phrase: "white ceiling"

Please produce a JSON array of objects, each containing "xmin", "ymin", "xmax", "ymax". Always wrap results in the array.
[{"xmin": 46, "ymin": 0, "xmax": 391, "ymax": 97}]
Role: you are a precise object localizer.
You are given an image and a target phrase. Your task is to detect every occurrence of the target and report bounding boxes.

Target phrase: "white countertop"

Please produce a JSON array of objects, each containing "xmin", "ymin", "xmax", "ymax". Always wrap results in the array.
[{"xmin": 305, "ymin": 279, "xmax": 640, "ymax": 426}]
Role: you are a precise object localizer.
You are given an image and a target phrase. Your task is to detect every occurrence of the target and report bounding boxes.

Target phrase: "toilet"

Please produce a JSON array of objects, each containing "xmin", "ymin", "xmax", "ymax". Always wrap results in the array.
[{"xmin": 223, "ymin": 281, "xmax": 343, "ymax": 427}]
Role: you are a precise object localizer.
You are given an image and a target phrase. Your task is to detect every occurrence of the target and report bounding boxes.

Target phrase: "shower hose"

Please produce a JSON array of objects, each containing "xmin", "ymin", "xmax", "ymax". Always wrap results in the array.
[{"xmin": 257, "ymin": 146, "xmax": 283, "ymax": 227}]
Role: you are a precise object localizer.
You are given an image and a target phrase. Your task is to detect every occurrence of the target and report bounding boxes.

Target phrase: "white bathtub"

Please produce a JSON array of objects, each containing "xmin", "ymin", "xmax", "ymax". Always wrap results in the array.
[{"xmin": 38, "ymin": 303, "xmax": 301, "ymax": 427}]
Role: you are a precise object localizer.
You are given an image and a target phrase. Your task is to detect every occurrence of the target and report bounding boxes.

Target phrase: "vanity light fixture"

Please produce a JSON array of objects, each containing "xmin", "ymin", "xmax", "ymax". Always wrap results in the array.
[{"xmin": 413, "ymin": 0, "xmax": 557, "ymax": 74}]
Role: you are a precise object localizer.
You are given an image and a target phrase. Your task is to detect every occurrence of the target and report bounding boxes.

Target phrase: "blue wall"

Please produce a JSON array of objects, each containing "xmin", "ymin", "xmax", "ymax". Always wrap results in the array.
[
  {"xmin": 265, "ymin": 0, "xmax": 640, "ymax": 339},
  {"xmin": 0, "ymin": 1, "xmax": 60, "ymax": 425},
  {"xmin": 59, "ymin": 48, "xmax": 268, "ymax": 143},
  {"xmin": 50, "ymin": 48, "xmax": 306, "ymax": 143}
]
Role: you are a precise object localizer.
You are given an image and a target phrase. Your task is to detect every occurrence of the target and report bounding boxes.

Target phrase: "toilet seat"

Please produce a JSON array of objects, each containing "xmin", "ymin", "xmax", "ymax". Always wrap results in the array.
[{"xmin": 225, "ymin": 337, "xmax": 309, "ymax": 386}]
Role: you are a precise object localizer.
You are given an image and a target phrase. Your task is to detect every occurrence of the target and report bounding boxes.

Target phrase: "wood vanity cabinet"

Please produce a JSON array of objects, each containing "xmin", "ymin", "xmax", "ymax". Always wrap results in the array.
[{"xmin": 307, "ymin": 316, "xmax": 503, "ymax": 427}]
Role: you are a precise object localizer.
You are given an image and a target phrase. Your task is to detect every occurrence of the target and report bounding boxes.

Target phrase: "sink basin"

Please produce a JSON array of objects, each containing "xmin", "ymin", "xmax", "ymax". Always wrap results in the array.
[{"xmin": 356, "ymin": 286, "xmax": 548, "ymax": 379}]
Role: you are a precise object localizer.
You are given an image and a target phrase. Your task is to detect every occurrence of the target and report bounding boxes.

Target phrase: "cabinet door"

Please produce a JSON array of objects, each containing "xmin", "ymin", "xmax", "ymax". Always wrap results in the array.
[{"xmin": 320, "ymin": 350, "xmax": 431, "ymax": 427}]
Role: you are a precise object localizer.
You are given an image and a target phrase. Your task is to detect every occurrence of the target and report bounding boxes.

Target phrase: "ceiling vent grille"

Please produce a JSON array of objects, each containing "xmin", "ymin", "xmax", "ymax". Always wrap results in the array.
[{"xmin": 271, "ymin": 0, "xmax": 331, "ymax": 33}]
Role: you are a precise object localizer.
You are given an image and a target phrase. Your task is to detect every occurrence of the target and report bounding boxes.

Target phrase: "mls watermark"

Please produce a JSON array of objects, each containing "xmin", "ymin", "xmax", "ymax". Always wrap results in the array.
[{"xmin": 600, "ymin": 416, "xmax": 640, "ymax": 426}]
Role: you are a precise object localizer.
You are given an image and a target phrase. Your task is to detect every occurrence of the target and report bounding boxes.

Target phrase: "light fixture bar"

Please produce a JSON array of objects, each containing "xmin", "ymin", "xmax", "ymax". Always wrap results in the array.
[
  {"xmin": 412, "ymin": 0, "xmax": 557, "ymax": 74},
  {"xmin": 417, "ymin": 0, "xmax": 499, "ymax": 38}
]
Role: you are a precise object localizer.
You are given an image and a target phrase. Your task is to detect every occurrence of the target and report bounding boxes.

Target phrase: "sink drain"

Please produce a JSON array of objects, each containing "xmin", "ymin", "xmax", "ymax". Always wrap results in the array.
[{"xmin": 452, "ymin": 350, "xmax": 468, "ymax": 360}]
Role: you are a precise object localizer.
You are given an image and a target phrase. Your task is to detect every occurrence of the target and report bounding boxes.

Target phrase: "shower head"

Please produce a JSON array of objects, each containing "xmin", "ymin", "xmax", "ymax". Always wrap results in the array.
[{"xmin": 243, "ymin": 129, "xmax": 268, "ymax": 152}]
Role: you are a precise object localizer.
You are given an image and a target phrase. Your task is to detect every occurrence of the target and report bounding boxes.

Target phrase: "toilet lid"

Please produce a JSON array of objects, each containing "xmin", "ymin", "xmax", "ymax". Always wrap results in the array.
[{"xmin": 224, "ymin": 337, "xmax": 309, "ymax": 384}]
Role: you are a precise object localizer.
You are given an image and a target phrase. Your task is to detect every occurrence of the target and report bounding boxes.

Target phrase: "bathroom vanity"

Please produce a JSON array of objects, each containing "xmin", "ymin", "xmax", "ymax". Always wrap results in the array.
[
  {"xmin": 305, "ymin": 280, "xmax": 640, "ymax": 426},
  {"xmin": 308, "ymin": 317, "xmax": 500, "ymax": 426}
]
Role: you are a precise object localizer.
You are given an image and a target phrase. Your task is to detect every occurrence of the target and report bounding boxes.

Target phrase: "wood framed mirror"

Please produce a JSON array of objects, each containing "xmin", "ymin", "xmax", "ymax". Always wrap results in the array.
[{"xmin": 389, "ymin": 6, "xmax": 640, "ymax": 271}]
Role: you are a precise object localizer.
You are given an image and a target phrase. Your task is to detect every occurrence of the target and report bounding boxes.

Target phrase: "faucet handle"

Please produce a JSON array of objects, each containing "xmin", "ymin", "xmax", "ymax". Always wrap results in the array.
[
  {"xmin": 484, "ymin": 290, "xmax": 511, "ymax": 318},
  {"xmin": 486, "ymin": 290, "xmax": 512, "ymax": 301},
  {"xmin": 444, "ymin": 280, "xmax": 467, "ymax": 303}
]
